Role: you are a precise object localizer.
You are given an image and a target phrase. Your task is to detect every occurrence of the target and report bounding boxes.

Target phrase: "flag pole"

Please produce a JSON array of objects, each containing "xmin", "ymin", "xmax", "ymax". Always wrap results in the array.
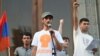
[
  {"xmin": 0, "ymin": 0, "xmax": 2, "ymax": 16},
  {"xmin": 8, "ymin": 47, "xmax": 10, "ymax": 56}
]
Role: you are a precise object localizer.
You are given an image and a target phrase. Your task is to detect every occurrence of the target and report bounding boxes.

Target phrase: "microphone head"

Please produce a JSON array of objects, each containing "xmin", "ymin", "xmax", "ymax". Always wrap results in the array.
[{"xmin": 48, "ymin": 23, "xmax": 51, "ymax": 27}]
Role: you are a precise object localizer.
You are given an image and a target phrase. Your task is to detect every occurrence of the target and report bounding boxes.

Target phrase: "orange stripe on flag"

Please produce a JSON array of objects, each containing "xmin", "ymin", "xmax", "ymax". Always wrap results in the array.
[{"xmin": 0, "ymin": 37, "xmax": 10, "ymax": 51}]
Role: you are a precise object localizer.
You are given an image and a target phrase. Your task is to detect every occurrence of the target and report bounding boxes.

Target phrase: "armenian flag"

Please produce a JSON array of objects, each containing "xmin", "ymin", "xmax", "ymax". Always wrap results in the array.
[{"xmin": 0, "ymin": 11, "xmax": 10, "ymax": 52}]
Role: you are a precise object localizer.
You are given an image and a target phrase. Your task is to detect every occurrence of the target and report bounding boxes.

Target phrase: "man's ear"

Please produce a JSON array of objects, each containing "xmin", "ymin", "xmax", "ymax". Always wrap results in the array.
[
  {"xmin": 22, "ymin": 38, "xmax": 23, "ymax": 42},
  {"xmin": 41, "ymin": 18, "xmax": 44, "ymax": 22}
]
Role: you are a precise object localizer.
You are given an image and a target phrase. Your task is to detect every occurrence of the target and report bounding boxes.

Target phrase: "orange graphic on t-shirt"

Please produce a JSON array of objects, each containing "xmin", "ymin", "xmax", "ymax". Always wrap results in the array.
[{"xmin": 40, "ymin": 34, "xmax": 51, "ymax": 48}]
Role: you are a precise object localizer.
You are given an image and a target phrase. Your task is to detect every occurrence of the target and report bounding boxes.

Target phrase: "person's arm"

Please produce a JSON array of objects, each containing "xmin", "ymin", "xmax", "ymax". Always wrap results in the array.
[
  {"xmin": 73, "ymin": 2, "xmax": 79, "ymax": 30},
  {"xmin": 31, "ymin": 32, "xmax": 38, "ymax": 56},
  {"xmin": 58, "ymin": 19, "xmax": 64, "ymax": 35},
  {"xmin": 14, "ymin": 48, "xmax": 19, "ymax": 56},
  {"xmin": 53, "ymin": 34, "xmax": 62, "ymax": 51},
  {"xmin": 32, "ymin": 46, "xmax": 37, "ymax": 56},
  {"xmin": 52, "ymin": 31, "xmax": 64, "ymax": 51},
  {"xmin": 50, "ymin": 31, "xmax": 62, "ymax": 51}
]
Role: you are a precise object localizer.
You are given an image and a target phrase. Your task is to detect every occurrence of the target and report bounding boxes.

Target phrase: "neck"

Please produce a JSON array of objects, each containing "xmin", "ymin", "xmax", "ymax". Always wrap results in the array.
[
  {"xmin": 43, "ymin": 25, "xmax": 50, "ymax": 30},
  {"xmin": 81, "ymin": 30, "xmax": 88, "ymax": 33},
  {"xmin": 80, "ymin": 28, "xmax": 88, "ymax": 33},
  {"xmin": 23, "ymin": 44, "xmax": 30, "ymax": 49}
]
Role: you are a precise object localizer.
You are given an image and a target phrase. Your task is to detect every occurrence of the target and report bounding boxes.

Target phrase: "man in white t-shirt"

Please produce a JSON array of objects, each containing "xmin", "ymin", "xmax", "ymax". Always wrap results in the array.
[
  {"xmin": 31, "ymin": 12, "xmax": 64, "ymax": 56},
  {"xmin": 73, "ymin": 2, "xmax": 97, "ymax": 56}
]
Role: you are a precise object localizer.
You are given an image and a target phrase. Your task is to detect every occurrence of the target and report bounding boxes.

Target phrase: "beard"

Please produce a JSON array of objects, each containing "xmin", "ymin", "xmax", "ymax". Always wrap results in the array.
[{"xmin": 43, "ymin": 22, "xmax": 51, "ymax": 26}]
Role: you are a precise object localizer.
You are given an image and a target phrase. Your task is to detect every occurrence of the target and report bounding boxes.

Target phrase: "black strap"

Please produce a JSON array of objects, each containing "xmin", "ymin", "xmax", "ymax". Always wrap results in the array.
[{"xmin": 50, "ymin": 31, "xmax": 57, "ymax": 56}]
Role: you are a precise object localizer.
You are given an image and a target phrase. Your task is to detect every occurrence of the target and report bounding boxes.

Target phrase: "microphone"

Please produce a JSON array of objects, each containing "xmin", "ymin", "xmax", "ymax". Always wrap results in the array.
[
  {"xmin": 48, "ymin": 24, "xmax": 56, "ymax": 56},
  {"xmin": 48, "ymin": 23, "xmax": 53, "ymax": 34},
  {"xmin": 48, "ymin": 23, "xmax": 55, "ymax": 37},
  {"xmin": 50, "ymin": 31, "xmax": 56, "ymax": 56},
  {"xmin": 50, "ymin": 30, "xmax": 54, "ymax": 36},
  {"xmin": 48, "ymin": 24, "xmax": 54, "ymax": 35},
  {"xmin": 48, "ymin": 23, "xmax": 52, "ymax": 28}
]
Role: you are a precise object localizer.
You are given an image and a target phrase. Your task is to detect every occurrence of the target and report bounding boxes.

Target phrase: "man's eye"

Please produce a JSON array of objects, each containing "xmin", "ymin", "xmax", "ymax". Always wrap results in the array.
[
  {"xmin": 23, "ymin": 38, "xmax": 26, "ymax": 39},
  {"xmin": 84, "ymin": 23, "xmax": 86, "ymax": 25},
  {"xmin": 84, "ymin": 23, "xmax": 89, "ymax": 25}
]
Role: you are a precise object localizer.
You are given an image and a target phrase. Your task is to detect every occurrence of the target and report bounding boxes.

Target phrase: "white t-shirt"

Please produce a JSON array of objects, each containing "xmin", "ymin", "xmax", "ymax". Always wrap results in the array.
[
  {"xmin": 57, "ymin": 50, "xmax": 68, "ymax": 56},
  {"xmin": 31, "ymin": 30, "xmax": 64, "ymax": 56},
  {"xmin": 73, "ymin": 28, "xmax": 94, "ymax": 56}
]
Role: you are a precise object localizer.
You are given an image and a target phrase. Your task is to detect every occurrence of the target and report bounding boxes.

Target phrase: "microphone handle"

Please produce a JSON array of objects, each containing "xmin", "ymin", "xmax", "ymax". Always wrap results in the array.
[
  {"xmin": 50, "ymin": 30, "xmax": 54, "ymax": 36},
  {"xmin": 50, "ymin": 31, "xmax": 57, "ymax": 56}
]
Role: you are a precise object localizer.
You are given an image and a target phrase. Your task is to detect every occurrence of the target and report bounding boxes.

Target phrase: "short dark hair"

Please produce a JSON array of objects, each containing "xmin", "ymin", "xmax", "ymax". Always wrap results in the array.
[
  {"xmin": 21, "ymin": 32, "xmax": 32, "ymax": 39},
  {"xmin": 44, "ymin": 15, "xmax": 53, "ymax": 19},
  {"xmin": 79, "ymin": 18, "xmax": 89, "ymax": 24},
  {"xmin": 63, "ymin": 37, "xmax": 70, "ymax": 41}
]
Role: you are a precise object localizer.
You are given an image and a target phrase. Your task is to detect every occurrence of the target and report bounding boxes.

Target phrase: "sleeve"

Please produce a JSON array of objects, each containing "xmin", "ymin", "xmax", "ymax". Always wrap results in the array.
[
  {"xmin": 55, "ymin": 31, "xmax": 64, "ymax": 43},
  {"xmin": 31, "ymin": 32, "xmax": 38, "ymax": 46}
]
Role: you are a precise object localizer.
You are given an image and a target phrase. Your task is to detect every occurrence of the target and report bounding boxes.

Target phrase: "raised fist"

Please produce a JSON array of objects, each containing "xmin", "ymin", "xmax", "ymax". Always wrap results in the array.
[
  {"xmin": 73, "ymin": 2, "xmax": 79, "ymax": 8},
  {"xmin": 60, "ymin": 19, "xmax": 64, "ymax": 24}
]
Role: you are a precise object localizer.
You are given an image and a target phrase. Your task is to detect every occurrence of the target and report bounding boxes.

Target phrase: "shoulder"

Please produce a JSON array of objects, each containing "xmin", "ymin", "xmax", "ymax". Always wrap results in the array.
[
  {"xmin": 15, "ymin": 46, "xmax": 23, "ymax": 51},
  {"xmin": 53, "ymin": 30, "xmax": 61, "ymax": 35},
  {"xmin": 83, "ymin": 33, "xmax": 93, "ymax": 37},
  {"xmin": 82, "ymin": 33, "xmax": 93, "ymax": 42},
  {"xmin": 53, "ymin": 30, "xmax": 62, "ymax": 37},
  {"xmin": 33, "ymin": 31, "xmax": 41, "ymax": 36},
  {"xmin": 86, "ymin": 33, "xmax": 93, "ymax": 39},
  {"xmin": 15, "ymin": 46, "xmax": 23, "ymax": 49},
  {"xmin": 53, "ymin": 30, "xmax": 60, "ymax": 33},
  {"xmin": 34, "ymin": 30, "xmax": 44, "ymax": 35}
]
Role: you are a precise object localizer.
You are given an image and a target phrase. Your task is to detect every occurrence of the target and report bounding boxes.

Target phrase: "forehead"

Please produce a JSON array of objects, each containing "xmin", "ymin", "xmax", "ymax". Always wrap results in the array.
[
  {"xmin": 43, "ymin": 15, "xmax": 53, "ymax": 19},
  {"xmin": 64, "ymin": 39, "xmax": 69, "ymax": 41},
  {"xmin": 80, "ymin": 21, "xmax": 89, "ymax": 24},
  {"xmin": 23, "ymin": 35, "xmax": 30, "ymax": 38},
  {"xmin": 45, "ymin": 15, "xmax": 53, "ymax": 18}
]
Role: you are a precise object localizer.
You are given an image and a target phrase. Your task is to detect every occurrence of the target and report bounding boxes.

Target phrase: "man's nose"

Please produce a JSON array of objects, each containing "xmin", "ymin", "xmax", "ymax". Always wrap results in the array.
[
  {"xmin": 47, "ymin": 18, "xmax": 51, "ymax": 21},
  {"xmin": 47, "ymin": 20, "xmax": 51, "ymax": 23},
  {"xmin": 85, "ymin": 24, "xmax": 89, "ymax": 27}
]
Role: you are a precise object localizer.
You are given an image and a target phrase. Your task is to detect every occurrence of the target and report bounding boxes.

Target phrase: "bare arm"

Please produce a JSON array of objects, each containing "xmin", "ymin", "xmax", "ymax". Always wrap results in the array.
[
  {"xmin": 50, "ymin": 31, "xmax": 62, "ymax": 51},
  {"xmin": 73, "ymin": 2, "xmax": 79, "ymax": 30},
  {"xmin": 53, "ymin": 34, "xmax": 62, "ymax": 51},
  {"xmin": 58, "ymin": 19, "xmax": 69, "ymax": 50},
  {"xmin": 32, "ymin": 46, "xmax": 37, "ymax": 56},
  {"xmin": 58, "ymin": 19, "xmax": 64, "ymax": 35}
]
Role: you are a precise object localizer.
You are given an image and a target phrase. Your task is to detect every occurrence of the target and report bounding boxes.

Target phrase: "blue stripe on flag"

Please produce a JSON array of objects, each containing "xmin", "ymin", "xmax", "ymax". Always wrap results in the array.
[{"xmin": 2, "ymin": 22, "xmax": 8, "ymax": 37}]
